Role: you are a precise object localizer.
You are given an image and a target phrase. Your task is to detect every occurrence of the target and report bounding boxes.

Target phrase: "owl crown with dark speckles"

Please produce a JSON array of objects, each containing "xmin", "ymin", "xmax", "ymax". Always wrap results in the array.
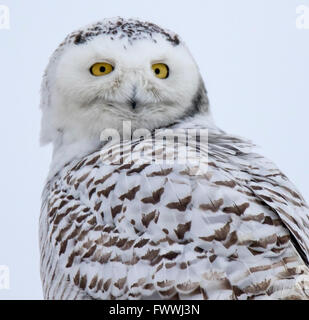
[{"xmin": 64, "ymin": 17, "xmax": 181, "ymax": 47}]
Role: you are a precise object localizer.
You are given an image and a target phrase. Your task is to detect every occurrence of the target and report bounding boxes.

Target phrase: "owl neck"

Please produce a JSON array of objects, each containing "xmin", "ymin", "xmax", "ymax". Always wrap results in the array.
[{"xmin": 47, "ymin": 110, "xmax": 217, "ymax": 181}]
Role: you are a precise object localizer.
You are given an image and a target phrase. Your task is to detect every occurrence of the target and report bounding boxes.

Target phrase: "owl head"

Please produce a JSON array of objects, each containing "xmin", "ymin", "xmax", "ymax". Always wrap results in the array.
[{"xmin": 40, "ymin": 17, "xmax": 212, "ymax": 174}]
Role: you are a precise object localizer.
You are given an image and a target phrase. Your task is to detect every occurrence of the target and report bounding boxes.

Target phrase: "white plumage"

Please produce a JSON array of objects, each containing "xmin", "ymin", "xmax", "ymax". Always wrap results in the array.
[{"xmin": 40, "ymin": 17, "xmax": 309, "ymax": 300}]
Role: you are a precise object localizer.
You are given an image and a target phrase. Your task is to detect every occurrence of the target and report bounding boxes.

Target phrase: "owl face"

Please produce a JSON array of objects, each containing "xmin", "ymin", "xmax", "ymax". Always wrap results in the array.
[{"xmin": 40, "ymin": 18, "xmax": 209, "ymax": 150}]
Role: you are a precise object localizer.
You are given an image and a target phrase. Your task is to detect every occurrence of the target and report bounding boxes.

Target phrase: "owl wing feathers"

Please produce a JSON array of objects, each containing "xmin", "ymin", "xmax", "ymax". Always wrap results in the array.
[
  {"xmin": 40, "ymin": 134, "xmax": 309, "ymax": 300},
  {"xmin": 207, "ymin": 133, "xmax": 309, "ymax": 262},
  {"xmin": 244, "ymin": 154, "xmax": 309, "ymax": 263}
]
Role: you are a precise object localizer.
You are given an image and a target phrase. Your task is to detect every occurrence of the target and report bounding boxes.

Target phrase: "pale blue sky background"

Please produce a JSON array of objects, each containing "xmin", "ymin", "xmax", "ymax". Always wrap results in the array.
[{"xmin": 0, "ymin": 0, "xmax": 308, "ymax": 299}]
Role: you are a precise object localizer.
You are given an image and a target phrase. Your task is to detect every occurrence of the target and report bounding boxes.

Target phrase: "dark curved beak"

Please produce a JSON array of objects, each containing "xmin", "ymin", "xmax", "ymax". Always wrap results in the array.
[
  {"xmin": 130, "ymin": 99, "xmax": 137, "ymax": 109},
  {"xmin": 129, "ymin": 85, "xmax": 138, "ymax": 109}
]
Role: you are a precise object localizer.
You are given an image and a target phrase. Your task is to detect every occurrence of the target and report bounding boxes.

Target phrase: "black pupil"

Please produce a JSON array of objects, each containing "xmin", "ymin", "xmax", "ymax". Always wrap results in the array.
[
  {"xmin": 100, "ymin": 66, "xmax": 106, "ymax": 73},
  {"xmin": 155, "ymin": 68, "xmax": 160, "ymax": 75}
]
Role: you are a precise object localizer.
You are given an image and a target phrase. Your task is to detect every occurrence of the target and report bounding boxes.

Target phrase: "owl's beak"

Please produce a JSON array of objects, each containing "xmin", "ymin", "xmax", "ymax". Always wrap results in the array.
[
  {"xmin": 129, "ymin": 85, "xmax": 138, "ymax": 109},
  {"xmin": 130, "ymin": 99, "xmax": 137, "ymax": 109}
]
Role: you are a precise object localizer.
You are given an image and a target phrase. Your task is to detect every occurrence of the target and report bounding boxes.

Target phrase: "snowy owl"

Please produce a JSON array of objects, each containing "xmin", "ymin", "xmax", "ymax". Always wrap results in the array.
[{"xmin": 40, "ymin": 17, "xmax": 309, "ymax": 300}]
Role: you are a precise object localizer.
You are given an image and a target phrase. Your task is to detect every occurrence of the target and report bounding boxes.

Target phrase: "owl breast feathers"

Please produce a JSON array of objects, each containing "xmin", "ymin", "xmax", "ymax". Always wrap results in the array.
[{"xmin": 40, "ymin": 127, "xmax": 309, "ymax": 300}]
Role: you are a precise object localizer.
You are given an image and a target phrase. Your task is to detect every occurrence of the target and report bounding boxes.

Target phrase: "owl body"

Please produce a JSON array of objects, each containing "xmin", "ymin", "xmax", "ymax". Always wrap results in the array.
[{"xmin": 40, "ymin": 18, "xmax": 309, "ymax": 299}]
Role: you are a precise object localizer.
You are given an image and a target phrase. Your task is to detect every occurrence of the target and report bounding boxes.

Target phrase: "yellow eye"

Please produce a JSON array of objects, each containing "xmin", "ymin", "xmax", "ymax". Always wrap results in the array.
[
  {"xmin": 90, "ymin": 62, "xmax": 114, "ymax": 76},
  {"xmin": 152, "ymin": 63, "xmax": 169, "ymax": 79}
]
